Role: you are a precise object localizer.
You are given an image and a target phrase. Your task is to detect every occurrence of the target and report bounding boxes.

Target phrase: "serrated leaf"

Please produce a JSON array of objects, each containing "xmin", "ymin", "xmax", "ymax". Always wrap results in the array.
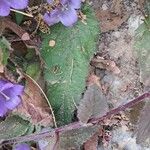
[
  {"xmin": 134, "ymin": 17, "xmax": 150, "ymax": 86},
  {"xmin": 0, "ymin": 115, "xmax": 31, "ymax": 140},
  {"xmin": 135, "ymin": 100, "xmax": 150, "ymax": 144},
  {"xmin": 77, "ymin": 84, "xmax": 108, "ymax": 123},
  {"xmin": 41, "ymin": 5, "xmax": 99, "ymax": 125},
  {"xmin": 59, "ymin": 125, "xmax": 100, "ymax": 150}
]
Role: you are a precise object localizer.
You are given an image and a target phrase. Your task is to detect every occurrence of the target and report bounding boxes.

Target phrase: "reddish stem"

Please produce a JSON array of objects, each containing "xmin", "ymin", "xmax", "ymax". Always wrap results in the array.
[{"xmin": 2, "ymin": 91, "xmax": 150, "ymax": 146}]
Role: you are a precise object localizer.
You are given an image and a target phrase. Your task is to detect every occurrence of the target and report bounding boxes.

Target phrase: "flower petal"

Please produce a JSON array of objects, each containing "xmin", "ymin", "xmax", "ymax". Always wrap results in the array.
[
  {"xmin": 6, "ymin": 0, "xmax": 28, "ymax": 9},
  {"xmin": 59, "ymin": 8, "xmax": 78, "ymax": 27},
  {"xmin": 44, "ymin": 10, "xmax": 60, "ymax": 26},
  {"xmin": 14, "ymin": 143, "xmax": 31, "ymax": 150},
  {"xmin": 0, "ymin": 0, "xmax": 10, "ymax": 16},
  {"xmin": 47, "ymin": 0, "xmax": 54, "ymax": 4},
  {"xmin": 5, "ymin": 96, "xmax": 21, "ymax": 110},
  {"xmin": 0, "ymin": 83, "xmax": 14, "ymax": 91},
  {"xmin": 0, "ymin": 98, "xmax": 7, "ymax": 117},
  {"xmin": 11, "ymin": 84, "xmax": 24, "ymax": 96},
  {"xmin": 60, "ymin": 0, "xmax": 68, "ymax": 5},
  {"xmin": 70, "ymin": 0, "xmax": 81, "ymax": 9},
  {"xmin": 0, "ymin": 79, "xmax": 7, "ymax": 87},
  {"xmin": 3, "ymin": 84, "xmax": 24, "ymax": 98}
]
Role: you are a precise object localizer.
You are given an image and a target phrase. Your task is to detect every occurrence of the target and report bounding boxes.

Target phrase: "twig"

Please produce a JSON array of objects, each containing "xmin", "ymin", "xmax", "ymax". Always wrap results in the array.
[
  {"xmin": 0, "ymin": 18, "xmax": 45, "ymax": 65},
  {"xmin": 1, "ymin": 91, "xmax": 150, "ymax": 146},
  {"xmin": 10, "ymin": 9, "xmax": 33, "ymax": 17},
  {"xmin": 1, "ymin": 18, "xmax": 30, "ymax": 41}
]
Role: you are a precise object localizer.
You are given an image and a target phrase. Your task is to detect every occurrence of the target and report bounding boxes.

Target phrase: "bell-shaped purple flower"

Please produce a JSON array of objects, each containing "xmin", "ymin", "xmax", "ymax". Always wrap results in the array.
[
  {"xmin": 0, "ymin": 79, "xmax": 24, "ymax": 117},
  {"xmin": 0, "ymin": 0, "xmax": 29, "ymax": 16},
  {"xmin": 44, "ymin": 0, "xmax": 81, "ymax": 27},
  {"xmin": 13, "ymin": 143, "xmax": 31, "ymax": 150}
]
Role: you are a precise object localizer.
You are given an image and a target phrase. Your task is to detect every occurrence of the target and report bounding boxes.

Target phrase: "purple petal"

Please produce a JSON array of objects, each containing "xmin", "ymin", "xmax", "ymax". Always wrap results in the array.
[
  {"xmin": 14, "ymin": 143, "xmax": 31, "ymax": 150},
  {"xmin": 59, "ymin": 8, "xmax": 78, "ymax": 27},
  {"xmin": 0, "ymin": 80, "xmax": 7, "ymax": 87},
  {"xmin": 60, "ymin": 0, "xmax": 68, "ymax": 5},
  {"xmin": 6, "ymin": 0, "xmax": 28, "ymax": 9},
  {"xmin": 0, "ymin": 98, "xmax": 7, "ymax": 117},
  {"xmin": 44, "ymin": 10, "xmax": 60, "ymax": 26},
  {"xmin": 70, "ymin": 0, "xmax": 81, "ymax": 9},
  {"xmin": 47, "ymin": 0, "xmax": 54, "ymax": 4},
  {"xmin": 3, "ymin": 84, "xmax": 24, "ymax": 98},
  {"xmin": 0, "ymin": 83, "xmax": 14, "ymax": 91},
  {"xmin": 0, "ymin": 0, "xmax": 10, "ymax": 16},
  {"xmin": 11, "ymin": 84, "xmax": 24, "ymax": 96},
  {"xmin": 5, "ymin": 96, "xmax": 21, "ymax": 110}
]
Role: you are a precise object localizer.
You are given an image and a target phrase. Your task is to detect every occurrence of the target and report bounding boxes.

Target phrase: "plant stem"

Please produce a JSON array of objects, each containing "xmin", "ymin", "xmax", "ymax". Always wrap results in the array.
[{"xmin": 1, "ymin": 91, "xmax": 150, "ymax": 146}]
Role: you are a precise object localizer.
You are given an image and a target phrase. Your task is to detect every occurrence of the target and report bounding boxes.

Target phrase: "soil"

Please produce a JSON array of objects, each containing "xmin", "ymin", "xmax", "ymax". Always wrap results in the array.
[{"xmin": 89, "ymin": 0, "xmax": 150, "ymax": 149}]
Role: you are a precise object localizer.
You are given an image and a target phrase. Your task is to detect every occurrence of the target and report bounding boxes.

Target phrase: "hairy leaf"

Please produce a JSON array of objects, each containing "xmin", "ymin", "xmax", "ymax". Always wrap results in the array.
[
  {"xmin": 38, "ymin": 131, "xmax": 57, "ymax": 150},
  {"xmin": 59, "ymin": 125, "xmax": 100, "ymax": 150},
  {"xmin": 77, "ymin": 84, "xmax": 108, "ymax": 123},
  {"xmin": 0, "ymin": 115, "xmax": 31, "ymax": 140},
  {"xmin": 41, "ymin": 5, "xmax": 99, "ymax": 125},
  {"xmin": 134, "ymin": 17, "xmax": 150, "ymax": 86}
]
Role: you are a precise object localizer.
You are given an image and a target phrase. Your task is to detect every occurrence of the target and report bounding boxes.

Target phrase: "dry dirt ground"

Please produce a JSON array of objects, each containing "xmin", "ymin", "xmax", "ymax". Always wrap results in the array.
[{"xmin": 88, "ymin": 0, "xmax": 150, "ymax": 149}]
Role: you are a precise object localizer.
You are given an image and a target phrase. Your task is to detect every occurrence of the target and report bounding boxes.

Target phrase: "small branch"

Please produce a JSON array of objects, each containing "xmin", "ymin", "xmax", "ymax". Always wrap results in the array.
[
  {"xmin": 1, "ymin": 18, "xmax": 30, "ymax": 41},
  {"xmin": 0, "ymin": 18, "xmax": 43, "ymax": 61},
  {"xmin": 89, "ymin": 91, "xmax": 150, "ymax": 123},
  {"xmin": 1, "ymin": 91, "xmax": 150, "ymax": 146},
  {"xmin": 10, "ymin": 9, "xmax": 33, "ymax": 17}
]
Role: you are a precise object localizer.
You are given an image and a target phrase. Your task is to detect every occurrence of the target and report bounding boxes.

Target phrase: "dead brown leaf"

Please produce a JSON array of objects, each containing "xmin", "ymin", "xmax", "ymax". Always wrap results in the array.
[
  {"xmin": 111, "ymin": 0, "xmax": 122, "ymax": 15},
  {"xmin": 77, "ymin": 84, "xmax": 109, "ymax": 123},
  {"xmin": 96, "ymin": 10, "xmax": 129, "ymax": 32},
  {"xmin": 14, "ymin": 74, "xmax": 56, "ymax": 127},
  {"xmin": 87, "ymin": 74, "xmax": 101, "ymax": 87},
  {"xmin": 95, "ymin": 0, "xmax": 129, "ymax": 32},
  {"xmin": 91, "ymin": 57, "xmax": 120, "ymax": 74},
  {"xmin": 138, "ymin": 0, "xmax": 145, "ymax": 10},
  {"xmin": 84, "ymin": 133, "xmax": 98, "ymax": 150}
]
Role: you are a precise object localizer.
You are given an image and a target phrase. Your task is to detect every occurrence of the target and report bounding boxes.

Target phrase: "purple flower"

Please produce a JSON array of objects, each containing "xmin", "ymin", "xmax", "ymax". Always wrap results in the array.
[
  {"xmin": 14, "ymin": 143, "xmax": 31, "ymax": 150},
  {"xmin": 44, "ymin": 0, "xmax": 81, "ymax": 27},
  {"xmin": 47, "ymin": 0, "xmax": 54, "ymax": 5},
  {"xmin": 0, "ymin": 79, "xmax": 24, "ymax": 117},
  {"xmin": 0, "ymin": 0, "xmax": 29, "ymax": 16}
]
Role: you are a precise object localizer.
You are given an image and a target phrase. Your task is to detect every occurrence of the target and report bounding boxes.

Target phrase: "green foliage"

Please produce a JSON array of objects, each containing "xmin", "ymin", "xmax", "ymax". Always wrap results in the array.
[
  {"xmin": 41, "ymin": 5, "xmax": 99, "ymax": 125},
  {"xmin": 0, "ymin": 37, "xmax": 10, "ymax": 65},
  {"xmin": 26, "ymin": 62, "xmax": 41, "ymax": 79},
  {"xmin": 15, "ymin": 13, "xmax": 24, "ymax": 25},
  {"xmin": 134, "ymin": 16, "xmax": 150, "ymax": 86},
  {"xmin": 59, "ymin": 125, "xmax": 100, "ymax": 149},
  {"xmin": 0, "ymin": 115, "xmax": 31, "ymax": 140}
]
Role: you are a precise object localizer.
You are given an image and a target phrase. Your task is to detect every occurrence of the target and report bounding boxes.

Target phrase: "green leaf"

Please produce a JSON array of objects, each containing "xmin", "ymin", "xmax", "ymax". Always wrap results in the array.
[
  {"xmin": 0, "ymin": 115, "xmax": 31, "ymax": 140},
  {"xmin": 59, "ymin": 125, "xmax": 100, "ymax": 150},
  {"xmin": 134, "ymin": 17, "xmax": 150, "ymax": 86},
  {"xmin": 0, "ymin": 37, "xmax": 10, "ymax": 65},
  {"xmin": 41, "ymin": 5, "xmax": 99, "ymax": 125},
  {"xmin": 15, "ymin": 13, "xmax": 24, "ymax": 25},
  {"xmin": 26, "ymin": 62, "xmax": 41, "ymax": 80}
]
